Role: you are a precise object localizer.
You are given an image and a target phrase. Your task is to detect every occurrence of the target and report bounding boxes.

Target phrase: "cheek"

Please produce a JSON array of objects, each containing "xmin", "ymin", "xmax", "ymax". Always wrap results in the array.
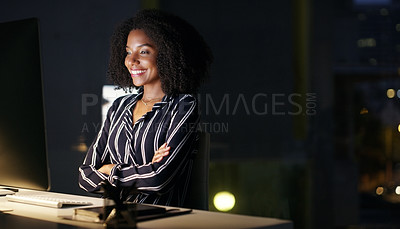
[
  {"xmin": 148, "ymin": 58, "xmax": 158, "ymax": 70},
  {"xmin": 124, "ymin": 57, "xmax": 129, "ymax": 68},
  {"xmin": 147, "ymin": 60, "xmax": 158, "ymax": 74}
]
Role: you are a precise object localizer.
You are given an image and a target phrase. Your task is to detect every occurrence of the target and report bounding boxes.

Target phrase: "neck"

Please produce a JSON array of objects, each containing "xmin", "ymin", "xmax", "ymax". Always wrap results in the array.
[{"xmin": 142, "ymin": 85, "xmax": 165, "ymax": 101}]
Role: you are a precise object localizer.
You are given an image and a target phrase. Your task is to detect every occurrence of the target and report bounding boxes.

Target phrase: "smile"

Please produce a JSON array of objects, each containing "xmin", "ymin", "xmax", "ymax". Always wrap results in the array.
[{"xmin": 131, "ymin": 69, "xmax": 147, "ymax": 75}]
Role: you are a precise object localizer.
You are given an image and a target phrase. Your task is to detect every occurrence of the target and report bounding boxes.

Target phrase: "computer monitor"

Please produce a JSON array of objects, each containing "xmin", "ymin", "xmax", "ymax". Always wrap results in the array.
[{"xmin": 0, "ymin": 18, "xmax": 50, "ymax": 192}]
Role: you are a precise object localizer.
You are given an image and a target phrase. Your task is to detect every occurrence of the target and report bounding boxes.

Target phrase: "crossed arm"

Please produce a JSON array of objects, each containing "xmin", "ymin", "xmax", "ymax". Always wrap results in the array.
[{"xmin": 98, "ymin": 143, "xmax": 171, "ymax": 175}]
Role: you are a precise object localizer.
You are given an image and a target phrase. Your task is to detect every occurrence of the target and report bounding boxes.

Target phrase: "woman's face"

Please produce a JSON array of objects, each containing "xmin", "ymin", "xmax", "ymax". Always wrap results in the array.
[{"xmin": 125, "ymin": 29, "xmax": 160, "ymax": 88}]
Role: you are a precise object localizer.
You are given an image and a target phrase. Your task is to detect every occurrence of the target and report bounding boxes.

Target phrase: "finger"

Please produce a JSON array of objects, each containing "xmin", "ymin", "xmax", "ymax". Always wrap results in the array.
[
  {"xmin": 153, "ymin": 153, "xmax": 164, "ymax": 160},
  {"xmin": 153, "ymin": 154, "xmax": 162, "ymax": 159},
  {"xmin": 159, "ymin": 143, "xmax": 167, "ymax": 149},
  {"xmin": 162, "ymin": 151, "xmax": 170, "ymax": 156},
  {"xmin": 161, "ymin": 146, "xmax": 170, "ymax": 151},
  {"xmin": 157, "ymin": 146, "xmax": 170, "ymax": 153},
  {"xmin": 156, "ymin": 153, "xmax": 169, "ymax": 162},
  {"xmin": 154, "ymin": 151, "xmax": 169, "ymax": 162},
  {"xmin": 152, "ymin": 157, "xmax": 163, "ymax": 163},
  {"xmin": 156, "ymin": 152, "xmax": 168, "ymax": 159}
]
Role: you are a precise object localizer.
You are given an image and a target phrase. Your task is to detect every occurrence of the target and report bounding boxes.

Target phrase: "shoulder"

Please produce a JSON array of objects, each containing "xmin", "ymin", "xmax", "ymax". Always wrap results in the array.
[
  {"xmin": 170, "ymin": 94, "xmax": 197, "ymax": 105},
  {"xmin": 108, "ymin": 93, "xmax": 138, "ymax": 114},
  {"xmin": 113, "ymin": 93, "xmax": 138, "ymax": 106},
  {"xmin": 168, "ymin": 94, "xmax": 198, "ymax": 115}
]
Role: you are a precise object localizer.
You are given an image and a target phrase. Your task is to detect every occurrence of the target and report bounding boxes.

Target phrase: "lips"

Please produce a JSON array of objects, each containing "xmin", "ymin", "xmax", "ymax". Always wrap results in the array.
[{"xmin": 130, "ymin": 69, "xmax": 147, "ymax": 76}]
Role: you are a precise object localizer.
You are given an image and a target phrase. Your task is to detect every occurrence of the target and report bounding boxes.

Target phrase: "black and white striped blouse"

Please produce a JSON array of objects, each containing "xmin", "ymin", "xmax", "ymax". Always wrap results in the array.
[{"xmin": 78, "ymin": 87, "xmax": 199, "ymax": 207}]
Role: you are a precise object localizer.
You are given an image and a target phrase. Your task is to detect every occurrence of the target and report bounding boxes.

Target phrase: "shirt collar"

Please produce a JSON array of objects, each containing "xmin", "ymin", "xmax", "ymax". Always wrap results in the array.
[{"xmin": 132, "ymin": 86, "xmax": 173, "ymax": 110}]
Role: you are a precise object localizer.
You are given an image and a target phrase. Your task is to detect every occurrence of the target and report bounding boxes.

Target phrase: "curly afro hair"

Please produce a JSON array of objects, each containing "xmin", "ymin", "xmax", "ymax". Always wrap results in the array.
[{"xmin": 107, "ymin": 9, "xmax": 213, "ymax": 95}]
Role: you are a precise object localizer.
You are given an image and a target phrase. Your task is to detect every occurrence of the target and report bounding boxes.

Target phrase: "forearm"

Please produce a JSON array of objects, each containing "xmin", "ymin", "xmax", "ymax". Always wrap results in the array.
[
  {"xmin": 108, "ymin": 128, "xmax": 198, "ymax": 193},
  {"xmin": 78, "ymin": 165, "xmax": 108, "ymax": 192}
]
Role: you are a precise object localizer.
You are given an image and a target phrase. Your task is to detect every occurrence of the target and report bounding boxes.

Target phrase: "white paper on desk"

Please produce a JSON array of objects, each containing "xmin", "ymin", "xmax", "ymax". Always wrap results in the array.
[
  {"xmin": 0, "ymin": 207, "xmax": 13, "ymax": 212},
  {"xmin": 0, "ymin": 189, "xmax": 15, "ymax": 196}
]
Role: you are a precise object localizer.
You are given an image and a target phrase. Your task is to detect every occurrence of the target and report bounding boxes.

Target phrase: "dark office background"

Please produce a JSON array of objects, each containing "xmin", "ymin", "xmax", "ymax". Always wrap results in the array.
[{"xmin": 2, "ymin": 0, "xmax": 400, "ymax": 228}]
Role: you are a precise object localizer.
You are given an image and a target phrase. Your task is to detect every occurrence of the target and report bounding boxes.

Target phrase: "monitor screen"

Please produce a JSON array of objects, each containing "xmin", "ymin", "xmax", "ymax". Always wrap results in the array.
[{"xmin": 0, "ymin": 18, "xmax": 50, "ymax": 191}]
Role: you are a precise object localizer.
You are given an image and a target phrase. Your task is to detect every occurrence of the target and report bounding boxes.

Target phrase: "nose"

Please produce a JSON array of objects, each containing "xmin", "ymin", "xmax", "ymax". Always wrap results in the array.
[{"xmin": 127, "ymin": 54, "xmax": 140, "ymax": 66}]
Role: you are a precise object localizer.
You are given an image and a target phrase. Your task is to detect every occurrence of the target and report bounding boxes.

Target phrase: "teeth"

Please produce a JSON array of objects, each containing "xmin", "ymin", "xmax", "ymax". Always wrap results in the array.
[{"xmin": 131, "ymin": 69, "xmax": 146, "ymax": 74}]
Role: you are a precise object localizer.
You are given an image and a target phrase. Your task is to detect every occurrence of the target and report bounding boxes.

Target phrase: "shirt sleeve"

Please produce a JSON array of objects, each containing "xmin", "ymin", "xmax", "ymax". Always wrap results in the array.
[
  {"xmin": 107, "ymin": 95, "xmax": 200, "ymax": 194},
  {"xmin": 78, "ymin": 98, "xmax": 120, "ymax": 192}
]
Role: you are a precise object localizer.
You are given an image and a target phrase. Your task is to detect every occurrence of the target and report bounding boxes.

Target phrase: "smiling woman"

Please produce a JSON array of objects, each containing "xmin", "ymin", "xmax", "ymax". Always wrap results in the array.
[
  {"xmin": 78, "ymin": 9, "xmax": 213, "ymax": 207},
  {"xmin": 107, "ymin": 9, "xmax": 213, "ymax": 95},
  {"xmin": 125, "ymin": 30, "xmax": 160, "ymax": 94}
]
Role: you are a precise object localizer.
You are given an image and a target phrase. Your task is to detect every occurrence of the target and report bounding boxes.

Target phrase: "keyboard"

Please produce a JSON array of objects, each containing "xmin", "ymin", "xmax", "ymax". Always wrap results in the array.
[{"xmin": 5, "ymin": 194, "xmax": 93, "ymax": 208}]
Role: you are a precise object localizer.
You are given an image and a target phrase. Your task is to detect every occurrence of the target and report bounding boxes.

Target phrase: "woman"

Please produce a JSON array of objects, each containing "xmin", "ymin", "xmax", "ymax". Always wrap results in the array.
[{"xmin": 78, "ymin": 9, "xmax": 212, "ymax": 207}]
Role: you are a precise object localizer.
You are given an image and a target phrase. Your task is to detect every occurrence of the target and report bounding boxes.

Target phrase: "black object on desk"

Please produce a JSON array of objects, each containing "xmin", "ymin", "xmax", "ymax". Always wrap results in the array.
[
  {"xmin": 98, "ymin": 180, "xmax": 138, "ymax": 228},
  {"xmin": 74, "ymin": 204, "xmax": 192, "ymax": 223},
  {"xmin": 73, "ymin": 181, "xmax": 192, "ymax": 227}
]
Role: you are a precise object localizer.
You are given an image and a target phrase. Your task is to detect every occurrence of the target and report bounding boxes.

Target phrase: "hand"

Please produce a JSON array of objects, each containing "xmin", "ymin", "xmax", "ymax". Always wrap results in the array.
[
  {"xmin": 152, "ymin": 143, "xmax": 170, "ymax": 163},
  {"xmin": 98, "ymin": 164, "xmax": 116, "ymax": 175}
]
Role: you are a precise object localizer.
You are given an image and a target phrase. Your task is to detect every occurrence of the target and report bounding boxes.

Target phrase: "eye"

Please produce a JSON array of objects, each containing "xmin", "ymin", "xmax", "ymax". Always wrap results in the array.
[
  {"xmin": 126, "ymin": 50, "xmax": 132, "ymax": 55},
  {"xmin": 140, "ymin": 50, "xmax": 150, "ymax": 55}
]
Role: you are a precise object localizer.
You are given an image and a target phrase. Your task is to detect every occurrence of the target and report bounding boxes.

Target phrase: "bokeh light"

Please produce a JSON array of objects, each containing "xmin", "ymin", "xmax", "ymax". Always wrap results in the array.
[
  {"xmin": 387, "ymin": 89, "xmax": 395, "ymax": 98},
  {"xmin": 395, "ymin": 186, "xmax": 400, "ymax": 195},
  {"xmin": 380, "ymin": 8, "xmax": 389, "ymax": 16},
  {"xmin": 213, "ymin": 191, "xmax": 236, "ymax": 212},
  {"xmin": 376, "ymin": 186, "xmax": 384, "ymax": 195},
  {"xmin": 360, "ymin": 107, "xmax": 368, "ymax": 115}
]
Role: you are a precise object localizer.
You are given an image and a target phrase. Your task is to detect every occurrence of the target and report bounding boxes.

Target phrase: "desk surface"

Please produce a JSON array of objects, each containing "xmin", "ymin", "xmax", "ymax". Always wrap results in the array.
[{"xmin": 0, "ymin": 189, "xmax": 292, "ymax": 229}]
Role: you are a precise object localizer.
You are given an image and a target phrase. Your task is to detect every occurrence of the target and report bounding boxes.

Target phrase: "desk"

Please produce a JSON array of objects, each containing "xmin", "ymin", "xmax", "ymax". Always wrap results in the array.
[{"xmin": 0, "ymin": 190, "xmax": 292, "ymax": 229}]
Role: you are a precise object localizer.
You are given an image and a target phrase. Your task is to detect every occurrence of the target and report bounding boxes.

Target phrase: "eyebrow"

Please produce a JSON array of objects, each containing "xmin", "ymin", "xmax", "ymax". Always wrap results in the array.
[{"xmin": 126, "ymin": 43, "xmax": 154, "ymax": 49}]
